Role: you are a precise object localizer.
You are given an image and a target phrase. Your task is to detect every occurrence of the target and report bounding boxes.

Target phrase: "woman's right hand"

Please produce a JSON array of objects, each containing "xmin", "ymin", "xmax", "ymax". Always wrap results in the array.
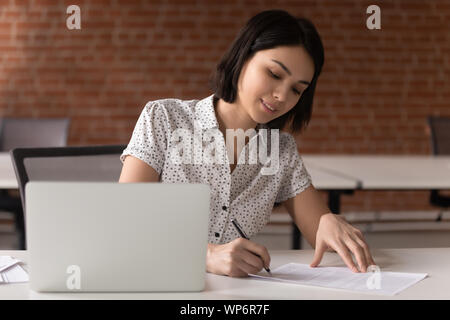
[{"xmin": 206, "ymin": 238, "xmax": 271, "ymax": 277}]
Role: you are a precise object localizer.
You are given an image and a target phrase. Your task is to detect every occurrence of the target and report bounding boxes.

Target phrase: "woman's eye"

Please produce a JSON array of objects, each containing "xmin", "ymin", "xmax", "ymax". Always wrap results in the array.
[
  {"xmin": 269, "ymin": 70, "xmax": 301, "ymax": 95},
  {"xmin": 269, "ymin": 70, "xmax": 280, "ymax": 79}
]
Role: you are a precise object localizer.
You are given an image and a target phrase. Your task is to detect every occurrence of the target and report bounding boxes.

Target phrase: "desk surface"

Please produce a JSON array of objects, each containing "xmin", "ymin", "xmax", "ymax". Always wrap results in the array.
[
  {"xmin": 0, "ymin": 153, "xmax": 17, "ymax": 189},
  {"xmin": 304, "ymin": 163, "xmax": 358, "ymax": 190},
  {"xmin": 3, "ymin": 153, "xmax": 450, "ymax": 190},
  {"xmin": 0, "ymin": 152, "xmax": 357, "ymax": 191},
  {"xmin": 1, "ymin": 248, "xmax": 449, "ymax": 300},
  {"xmin": 303, "ymin": 155, "xmax": 450, "ymax": 190}
]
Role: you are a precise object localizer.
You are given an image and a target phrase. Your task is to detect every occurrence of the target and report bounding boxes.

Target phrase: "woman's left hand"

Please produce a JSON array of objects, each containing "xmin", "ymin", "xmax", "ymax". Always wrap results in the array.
[{"xmin": 310, "ymin": 213, "xmax": 376, "ymax": 273}]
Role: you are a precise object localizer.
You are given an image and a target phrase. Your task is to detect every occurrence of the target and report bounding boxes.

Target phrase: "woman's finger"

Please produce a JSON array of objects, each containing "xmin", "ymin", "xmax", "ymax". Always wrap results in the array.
[
  {"xmin": 239, "ymin": 249, "xmax": 264, "ymax": 271},
  {"xmin": 352, "ymin": 229, "xmax": 376, "ymax": 266},
  {"xmin": 310, "ymin": 239, "xmax": 327, "ymax": 267},
  {"xmin": 235, "ymin": 257, "xmax": 262, "ymax": 276},
  {"xmin": 332, "ymin": 241, "xmax": 359, "ymax": 272},
  {"xmin": 345, "ymin": 235, "xmax": 368, "ymax": 272},
  {"xmin": 242, "ymin": 239, "xmax": 271, "ymax": 270}
]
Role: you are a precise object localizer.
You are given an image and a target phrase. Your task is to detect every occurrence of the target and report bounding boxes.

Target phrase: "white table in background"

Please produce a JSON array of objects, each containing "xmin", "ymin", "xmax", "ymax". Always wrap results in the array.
[
  {"xmin": 294, "ymin": 155, "xmax": 450, "ymax": 249},
  {"xmin": 304, "ymin": 164, "xmax": 358, "ymax": 191},
  {"xmin": 0, "ymin": 153, "xmax": 17, "ymax": 189},
  {"xmin": 0, "ymin": 153, "xmax": 362, "ymax": 192},
  {"xmin": 302, "ymin": 155, "xmax": 450, "ymax": 213},
  {"xmin": 5, "ymin": 153, "xmax": 450, "ymax": 191},
  {"xmin": 303, "ymin": 155, "xmax": 450, "ymax": 190}
]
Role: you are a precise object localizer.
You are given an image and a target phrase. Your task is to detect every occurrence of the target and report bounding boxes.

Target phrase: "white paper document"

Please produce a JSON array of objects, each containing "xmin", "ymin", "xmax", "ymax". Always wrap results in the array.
[
  {"xmin": 0, "ymin": 256, "xmax": 29, "ymax": 284},
  {"xmin": 250, "ymin": 263, "xmax": 427, "ymax": 296}
]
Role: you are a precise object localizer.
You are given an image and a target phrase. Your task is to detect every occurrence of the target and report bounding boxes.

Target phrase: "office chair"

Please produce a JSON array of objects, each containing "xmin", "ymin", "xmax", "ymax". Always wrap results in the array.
[
  {"xmin": 427, "ymin": 116, "xmax": 450, "ymax": 220},
  {"xmin": 0, "ymin": 118, "xmax": 70, "ymax": 151},
  {"xmin": 10, "ymin": 144, "xmax": 126, "ymax": 249},
  {"xmin": 0, "ymin": 117, "xmax": 70, "ymax": 249}
]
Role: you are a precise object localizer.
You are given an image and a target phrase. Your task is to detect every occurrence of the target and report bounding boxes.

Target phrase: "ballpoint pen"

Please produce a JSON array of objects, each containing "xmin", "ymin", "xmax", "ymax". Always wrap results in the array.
[{"xmin": 231, "ymin": 218, "xmax": 271, "ymax": 274}]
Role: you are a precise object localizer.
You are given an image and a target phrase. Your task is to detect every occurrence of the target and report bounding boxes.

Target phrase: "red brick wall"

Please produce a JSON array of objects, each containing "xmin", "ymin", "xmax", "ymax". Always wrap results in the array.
[{"xmin": 0, "ymin": 0, "xmax": 449, "ymax": 212}]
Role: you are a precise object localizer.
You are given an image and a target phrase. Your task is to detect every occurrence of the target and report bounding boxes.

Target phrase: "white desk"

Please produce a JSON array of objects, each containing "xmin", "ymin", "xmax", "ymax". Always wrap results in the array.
[
  {"xmin": 303, "ymin": 155, "xmax": 450, "ymax": 190},
  {"xmin": 303, "ymin": 163, "xmax": 358, "ymax": 190},
  {"xmin": 301, "ymin": 154, "xmax": 450, "ymax": 214},
  {"xmin": 0, "ymin": 153, "xmax": 359, "ymax": 191},
  {"xmin": 295, "ymin": 155, "xmax": 450, "ymax": 248},
  {"xmin": 0, "ymin": 153, "xmax": 17, "ymax": 189},
  {"xmin": 4, "ymin": 153, "xmax": 449, "ymax": 191},
  {"xmin": 0, "ymin": 248, "xmax": 448, "ymax": 299}
]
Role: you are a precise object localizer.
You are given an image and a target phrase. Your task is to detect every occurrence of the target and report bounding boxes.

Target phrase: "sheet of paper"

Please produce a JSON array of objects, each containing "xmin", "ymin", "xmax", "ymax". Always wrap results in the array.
[
  {"xmin": 250, "ymin": 263, "xmax": 427, "ymax": 296},
  {"xmin": 0, "ymin": 256, "xmax": 29, "ymax": 284},
  {"xmin": 0, "ymin": 264, "xmax": 29, "ymax": 283},
  {"xmin": 0, "ymin": 256, "xmax": 20, "ymax": 272}
]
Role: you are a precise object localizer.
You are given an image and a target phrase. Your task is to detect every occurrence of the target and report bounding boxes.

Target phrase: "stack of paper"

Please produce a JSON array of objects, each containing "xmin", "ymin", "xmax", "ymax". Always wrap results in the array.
[
  {"xmin": 0, "ymin": 256, "xmax": 29, "ymax": 284},
  {"xmin": 250, "ymin": 263, "xmax": 427, "ymax": 296}
]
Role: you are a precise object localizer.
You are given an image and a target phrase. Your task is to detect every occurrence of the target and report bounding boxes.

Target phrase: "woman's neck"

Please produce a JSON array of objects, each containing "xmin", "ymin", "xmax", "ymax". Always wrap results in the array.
[{"xmin": 214, "ymin": 97, "xmax": 258, "ymax": 135}]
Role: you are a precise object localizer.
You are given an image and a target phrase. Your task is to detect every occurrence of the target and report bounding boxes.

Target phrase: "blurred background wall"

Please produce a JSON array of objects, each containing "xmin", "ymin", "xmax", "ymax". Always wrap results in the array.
[{"xmin": 0, "ymin": 0, "xmax": 449, "ymax": 212}]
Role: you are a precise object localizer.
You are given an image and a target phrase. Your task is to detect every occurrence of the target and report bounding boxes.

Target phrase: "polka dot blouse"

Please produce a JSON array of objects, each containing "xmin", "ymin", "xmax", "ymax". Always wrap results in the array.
[{"xmin": 120, "ymin": 94, "xmax": 312, "ymax": 244}]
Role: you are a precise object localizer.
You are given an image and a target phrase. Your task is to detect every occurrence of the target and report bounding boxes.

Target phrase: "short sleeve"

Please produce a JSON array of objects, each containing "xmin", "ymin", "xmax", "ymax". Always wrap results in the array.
[
  {"xmin": 275, "ymin": 134, "xmax": 312, "ymax": 203},
  {"xmin": 120, "ymin": 101, "xmax": 169, "ymax": 174}
]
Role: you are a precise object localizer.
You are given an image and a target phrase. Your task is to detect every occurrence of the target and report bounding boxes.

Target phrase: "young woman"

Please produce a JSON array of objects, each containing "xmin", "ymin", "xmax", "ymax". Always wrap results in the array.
[{"xmin": 119, "ymin": 9, "xmax": 375, "ymax": 277}]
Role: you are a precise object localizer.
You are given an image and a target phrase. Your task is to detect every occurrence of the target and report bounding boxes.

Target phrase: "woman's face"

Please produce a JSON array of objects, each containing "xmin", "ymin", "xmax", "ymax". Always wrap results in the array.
[{"xmin": 236, "ymin": 45, "xmax": 315, "ymax": 124}]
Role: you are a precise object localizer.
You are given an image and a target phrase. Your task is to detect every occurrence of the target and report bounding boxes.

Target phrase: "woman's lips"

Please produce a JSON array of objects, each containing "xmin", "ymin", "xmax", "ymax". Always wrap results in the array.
[{"xmin": 261, "ymin": 99, "xmax": 276, "ymax": 114}]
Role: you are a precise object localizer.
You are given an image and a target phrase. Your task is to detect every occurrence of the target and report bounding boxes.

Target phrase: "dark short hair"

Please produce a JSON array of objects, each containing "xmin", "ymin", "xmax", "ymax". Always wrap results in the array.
[{"xmin": 209, "ymin": 9, "xmax": 325, "ymax": 133}]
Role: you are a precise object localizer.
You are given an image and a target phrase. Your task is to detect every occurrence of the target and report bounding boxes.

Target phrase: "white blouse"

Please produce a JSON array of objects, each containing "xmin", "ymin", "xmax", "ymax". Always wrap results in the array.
[{"xmin": 120, "ymin": 94, "xmax": 312, "ymax": 244}]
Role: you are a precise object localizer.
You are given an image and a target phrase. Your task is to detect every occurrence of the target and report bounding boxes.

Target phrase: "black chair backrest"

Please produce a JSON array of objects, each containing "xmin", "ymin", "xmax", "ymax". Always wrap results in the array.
[
  {"xmin": 428, "ymin": 116, "xmax": 450, "ymax": 155},
  {"xmin": 427, "ymin": 116, "xmax": 450, "ymax": 210},
  {"xmin": 10, "ymin": 145, "xmax": 126, "ymax": 220}
]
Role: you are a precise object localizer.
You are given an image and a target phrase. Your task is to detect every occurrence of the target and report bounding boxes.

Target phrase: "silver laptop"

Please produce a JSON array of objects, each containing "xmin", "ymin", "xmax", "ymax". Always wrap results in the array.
[{"xmin": 25, "ymin": 182, "xmax": 210, "ymax": 292}]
